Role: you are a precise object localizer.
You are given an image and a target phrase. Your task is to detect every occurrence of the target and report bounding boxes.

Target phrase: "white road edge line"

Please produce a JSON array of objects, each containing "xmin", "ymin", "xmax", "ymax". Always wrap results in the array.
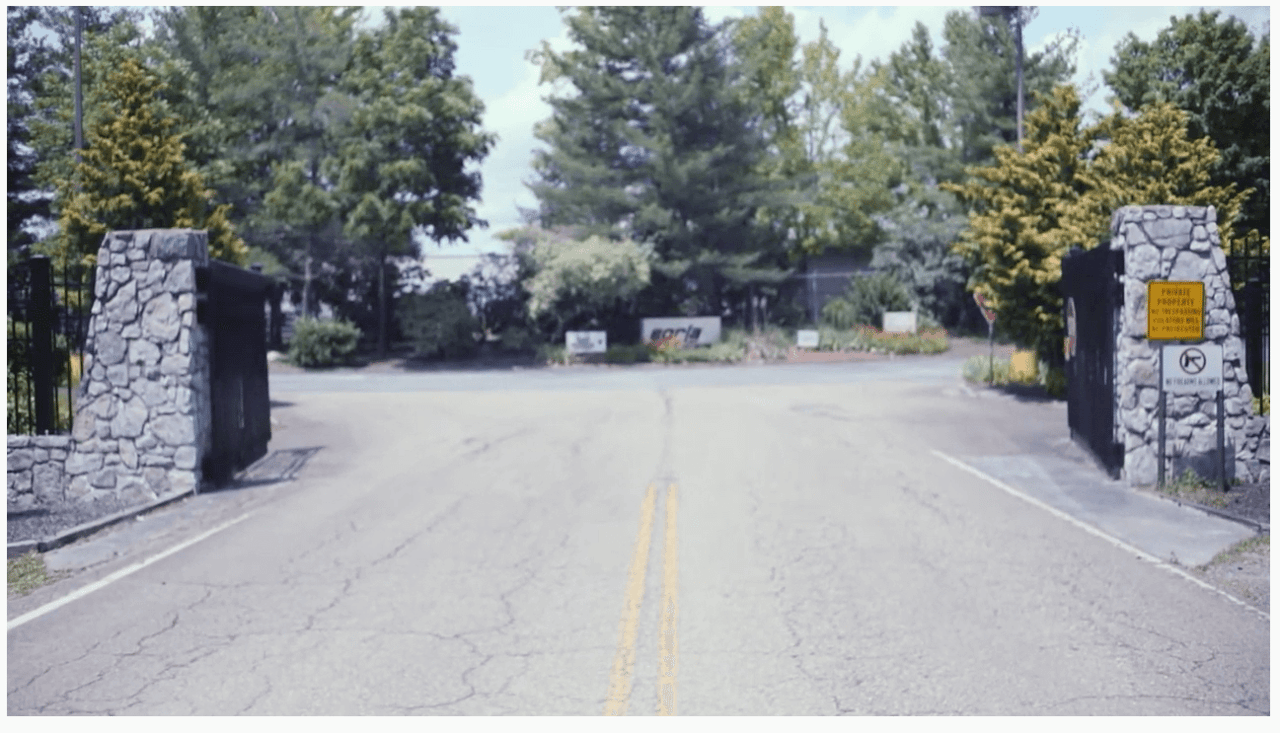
[
  {"xmin": 8, "ymin": 512, "xmax": 255, "ymax": 632},
  {"xmin": 930, "ymin": 450, "xmax": 1269, "ymax": 622}
]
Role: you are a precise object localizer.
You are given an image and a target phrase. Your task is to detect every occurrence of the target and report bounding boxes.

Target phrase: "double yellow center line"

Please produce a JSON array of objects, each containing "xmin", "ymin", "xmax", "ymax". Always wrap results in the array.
[{"xmin": 603, "ymin": 483, "xmax": 680, "ymax": 716}]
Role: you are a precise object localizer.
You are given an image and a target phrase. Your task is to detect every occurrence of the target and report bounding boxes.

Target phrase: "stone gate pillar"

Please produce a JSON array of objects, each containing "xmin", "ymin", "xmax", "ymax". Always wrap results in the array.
[
  {"xmin": 68, "ymin": 230, "xmax": 213, "ymax": 503},
  {"xmin": 1109, "ymin": 205, "xmax": 1268, "ymax": 486}
]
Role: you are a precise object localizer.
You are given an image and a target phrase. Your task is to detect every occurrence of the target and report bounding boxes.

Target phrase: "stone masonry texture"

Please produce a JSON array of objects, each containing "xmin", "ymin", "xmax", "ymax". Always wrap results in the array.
[
  {"xmin": 1109, "ymin": 205, "xmax": 1269, "ymax": 487},
  {"xmin": 7, "ymin": 230, "xmax": 214, "ymax": 511}
]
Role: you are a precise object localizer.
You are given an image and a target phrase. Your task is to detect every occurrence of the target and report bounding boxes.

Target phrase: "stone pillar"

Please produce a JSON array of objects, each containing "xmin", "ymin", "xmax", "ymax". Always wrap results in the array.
[
  {"xmin": 1109, "ymin": 205, "xmax": 1265, "ymax": 486},
  {"xmin": 67, "ymin": 230, "xmax": 213, "ymax": 503}
]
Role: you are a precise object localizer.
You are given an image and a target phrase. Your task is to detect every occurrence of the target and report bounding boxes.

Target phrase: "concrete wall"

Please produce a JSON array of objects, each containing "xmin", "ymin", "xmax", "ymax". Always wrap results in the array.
[
  {"xmin": 6, "ymin": 230, "xmax": 214, "ymax": 511},
  {"xmin": 1109, "ymin": 205, "xmax": 1269, "ymax": 486}
]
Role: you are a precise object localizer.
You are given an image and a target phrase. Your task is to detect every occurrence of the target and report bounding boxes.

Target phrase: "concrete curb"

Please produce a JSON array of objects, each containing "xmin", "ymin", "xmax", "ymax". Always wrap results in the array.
[
  {"xmin": 6, "ymin": 488, "xmax": 196, "ymax": 559},
  {"xmin": 1165, "ymin": 497, "xmax": 1269, "ymax": 535},
  {"xmin": 1137, "ymin": 487, "xmax": 1270, "ymax": 535}
]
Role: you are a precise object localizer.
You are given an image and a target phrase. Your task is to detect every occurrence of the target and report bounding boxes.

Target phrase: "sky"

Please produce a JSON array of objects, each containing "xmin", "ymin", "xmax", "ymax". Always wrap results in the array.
[{"xmin": 373, "ymin": 5, "xmax": 1273, "ymax": 283}]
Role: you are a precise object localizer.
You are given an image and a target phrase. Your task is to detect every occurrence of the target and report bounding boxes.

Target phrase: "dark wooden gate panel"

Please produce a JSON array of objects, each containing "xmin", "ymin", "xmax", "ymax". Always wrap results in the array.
[
  {"xmin": 1061, "ymin": 245, "xmax": 1125, "ymax": 478},
  {"xmin": 199, "ymin": 260, "xmax": 272, "ymax": 486}
]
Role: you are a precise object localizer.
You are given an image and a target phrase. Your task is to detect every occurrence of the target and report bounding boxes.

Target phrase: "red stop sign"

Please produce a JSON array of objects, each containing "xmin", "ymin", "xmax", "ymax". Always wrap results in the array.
[{"xmin": 973, "ymin": 292, "xmax": 996, "ymax": 324}]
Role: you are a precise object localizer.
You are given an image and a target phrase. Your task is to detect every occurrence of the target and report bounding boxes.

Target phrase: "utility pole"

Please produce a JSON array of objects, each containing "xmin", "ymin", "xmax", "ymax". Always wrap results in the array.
[
  {"xmin": 977, "ymin": 6, "xmax": 1026, "ymax": 152},
  {"xmin": 1014, "ymin": 8, "xmax": 1024, "ymax": 153},
  {"xmin": 73, "ymin": 8, "xmax": 84, "ymax": 160}
]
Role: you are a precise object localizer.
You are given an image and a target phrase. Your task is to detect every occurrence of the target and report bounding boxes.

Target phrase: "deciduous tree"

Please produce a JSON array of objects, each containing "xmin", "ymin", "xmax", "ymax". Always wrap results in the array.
[
  {"xmin": 1105, "ymin": 9, "xmax": 1269, "ymax": 242},
  {"xmin": 947, "ymin": 84, "xmax": 1250, "ymax": 366},
  {"xmin": 334, "ymin": 6, "xmax": 496, "ymax": 357}
]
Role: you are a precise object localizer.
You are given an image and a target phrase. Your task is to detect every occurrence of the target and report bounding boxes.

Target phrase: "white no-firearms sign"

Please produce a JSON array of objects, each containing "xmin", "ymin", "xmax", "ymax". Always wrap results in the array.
[{"xmin": 1161, "ymin": 344, "xmax": 1222, "ymax": 394}]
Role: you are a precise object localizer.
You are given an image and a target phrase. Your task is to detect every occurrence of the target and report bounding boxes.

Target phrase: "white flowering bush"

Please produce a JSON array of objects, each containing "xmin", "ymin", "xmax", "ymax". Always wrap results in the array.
[{"xmin": 524, "ymin": 233, "xmax": 653, "ymax": 334}]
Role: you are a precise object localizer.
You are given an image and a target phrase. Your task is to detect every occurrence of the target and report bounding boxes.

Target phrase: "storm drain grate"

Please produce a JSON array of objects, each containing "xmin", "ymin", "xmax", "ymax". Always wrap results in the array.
[{"xmin": 237, "ymin": 447, "xmax": 321, "ymax": 484}]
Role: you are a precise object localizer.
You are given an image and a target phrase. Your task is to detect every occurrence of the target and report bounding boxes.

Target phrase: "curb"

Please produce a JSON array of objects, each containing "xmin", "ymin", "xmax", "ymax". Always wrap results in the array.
[
  {"xmin": 1136, "ymin": 486, "xmax": 1270, "ymax": 535},
  {"xmin": 1165, "ymin": 496, "xmax": 1269, "ymax": 535},
  {"xmin": 6, "ymin": 488, "xmax": 196, "ymax": 559}
]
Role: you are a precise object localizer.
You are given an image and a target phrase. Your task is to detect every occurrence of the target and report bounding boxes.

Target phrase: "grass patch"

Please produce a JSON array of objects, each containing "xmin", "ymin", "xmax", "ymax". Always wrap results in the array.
[
  {"xmin": 816, "ymin": 325, "xmax": 948, "ymax": 355},
  {"xmin": 1204, "ymin": 533, "xmax": 1269, "ymax": 568},
  {"xmin": 7, "ymin": 551, "xmax": 61, "ymax": 597},
  {"xmin": 1157, "ymin": 468, "xmax": 1230, "ymax": 509},
  {"xmin": 962, "ymin": 354, "xmax": 1016, "ymax": 385}
]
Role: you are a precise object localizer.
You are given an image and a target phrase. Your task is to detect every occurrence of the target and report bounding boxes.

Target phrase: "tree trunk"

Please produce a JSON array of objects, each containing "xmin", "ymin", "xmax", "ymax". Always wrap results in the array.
[
  {"xmin": 302, "ymin": 237, "xmax": 313, "ymax": 318},
  {"xmin": 377, "ymin": 250, "xmax": 388, "ymax": 359}
]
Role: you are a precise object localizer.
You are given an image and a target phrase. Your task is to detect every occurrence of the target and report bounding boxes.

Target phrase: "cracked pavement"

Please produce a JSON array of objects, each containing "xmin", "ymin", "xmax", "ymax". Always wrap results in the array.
[{"xmin": 8, "ymin": 356, "xmax": 1269, "ymax": 715}]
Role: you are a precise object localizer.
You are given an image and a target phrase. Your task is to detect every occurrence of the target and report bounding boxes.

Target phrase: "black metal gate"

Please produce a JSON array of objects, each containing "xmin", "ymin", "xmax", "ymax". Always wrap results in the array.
[
  {"xmin": 1061, "ymin": 245, "xmax": 1125, "ymax": 478},
  {"xmin": 1227, "ymin": 240, "xmax": 1269, "ymax": 408},
  {"xmin": 198, "ymin": 260, "xmax": 272, "ymax": 486}
]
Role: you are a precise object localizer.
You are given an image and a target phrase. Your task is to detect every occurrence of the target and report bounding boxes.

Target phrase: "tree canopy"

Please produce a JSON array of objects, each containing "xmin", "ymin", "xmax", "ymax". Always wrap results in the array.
[
  {"xmin": 947, "ymin": 84, "xmax": 1250, "ymax": 365},
  {"xmin": 527, "ymin": 7, "xmax": 793, "ymax": 319},
  {"xmin": 1105, "ymin": 9, "xmax": 1269, "ymax": 244}
]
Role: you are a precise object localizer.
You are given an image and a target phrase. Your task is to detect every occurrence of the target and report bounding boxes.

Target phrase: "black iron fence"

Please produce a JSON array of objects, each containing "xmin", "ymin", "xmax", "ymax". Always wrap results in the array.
[
  {"xmin": 1226, "ymin": 240, "xmax": 1269, "ymax": 408},
  {"xmin": 7, "ymin": 255, "xmax": 95, "ymax": 435}
]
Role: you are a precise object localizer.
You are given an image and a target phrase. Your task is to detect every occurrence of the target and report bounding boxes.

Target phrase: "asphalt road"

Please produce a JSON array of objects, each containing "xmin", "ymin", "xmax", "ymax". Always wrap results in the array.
[{"xmin": 7, "ymin": 354, "xmax": 1269, "ymax": 715}]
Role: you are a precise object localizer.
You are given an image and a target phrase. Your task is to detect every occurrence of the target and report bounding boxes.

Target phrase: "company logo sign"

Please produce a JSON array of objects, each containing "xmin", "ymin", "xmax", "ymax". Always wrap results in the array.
[{"xmin": 641, "ymin": 317, "xmax": 721, "ymax": 347}]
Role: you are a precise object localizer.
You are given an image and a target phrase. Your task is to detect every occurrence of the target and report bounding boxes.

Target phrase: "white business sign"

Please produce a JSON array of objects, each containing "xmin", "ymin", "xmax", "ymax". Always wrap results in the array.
[
  {"xmin": 565, "ymin": 331, "xmax": 607, "ymax": 354},
  {"xmin": 641, "ymin": 316, "xmax": 721, "ymax": 347},
  {"xmin": 796, "ymin": 330, "xmax": 819, "ymax": 348},
  {"xmin": 882, "ymin": 311, "xmax": 918, "ymax": 334},
  {"xmin": 1162, "ymin": 344, "xmax": 1222, "ymax": 394}
]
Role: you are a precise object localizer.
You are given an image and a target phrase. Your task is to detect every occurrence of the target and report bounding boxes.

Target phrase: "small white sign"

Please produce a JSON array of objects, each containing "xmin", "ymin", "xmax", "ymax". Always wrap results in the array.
[
  {"xmin": 1162, "ymin": 344, "xmax": 1223, "ymax": 394},
  {"xmin": 641, "ymin": 316, "xmax": 721, "ymax": 347},
  {"xmin": 883, "ymin": 311, "xmax": 918, "ymax": 334},
  {"xmin": 796, "ymin": 330, "xmax": 819, "ymax": 348},
  {"xmin": 565, "ymin": 331, "xmax": 607, "ymax": 354}
]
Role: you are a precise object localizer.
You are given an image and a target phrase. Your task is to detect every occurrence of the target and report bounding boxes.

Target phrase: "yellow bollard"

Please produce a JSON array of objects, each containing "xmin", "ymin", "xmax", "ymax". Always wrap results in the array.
[{"xmin": 1010, "ymin": 350, "xmax": 1037, "ymax": 383}]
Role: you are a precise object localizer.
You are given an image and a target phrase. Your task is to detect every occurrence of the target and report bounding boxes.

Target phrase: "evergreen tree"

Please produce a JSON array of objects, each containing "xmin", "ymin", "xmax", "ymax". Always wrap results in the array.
[
  {"xmin": 1104, "ymin": 10, "xmax": 1269, "ymax": 243},
  {"xmin": 847, "ymin": 11, "xmax": 1078, "ymax": 331},
  {"xmin": 155, "ymin": 6, "xmax": 360, "ymax": 260},
  {"xmin": 7, "ymin": 7, "xmax": 56, "ymax": 250},
  {"xmin": 52, "ymin": 55, "xmax": 246, "ymax": 265},
  {"xmin": 16, "ymin": 7, "xmax": 140, "ymax": 248},
  {"xmin": 334, "ymin": 7, "xmax": 496, "ymax": 357},
  {"xmin": 943, "ymin": 7, "xmax": 1079, "ymax": 165},
  {"xmin": 528, "ymin": 6, "xmax": 792, "ymax": 320}
]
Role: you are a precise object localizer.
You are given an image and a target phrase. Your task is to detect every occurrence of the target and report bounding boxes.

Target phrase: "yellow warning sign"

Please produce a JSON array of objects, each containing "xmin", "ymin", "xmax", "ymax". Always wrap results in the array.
[{"xmin": 1147, "ymin": 281, "xmax": 1204, "ymax": 340}]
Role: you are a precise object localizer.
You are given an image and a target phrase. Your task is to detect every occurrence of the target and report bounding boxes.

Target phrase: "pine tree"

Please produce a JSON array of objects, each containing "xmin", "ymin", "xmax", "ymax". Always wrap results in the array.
[
  {"xmin": 53, "ymin": 55, "xmax": 246, "ymax": 265},
  {"xmin": 529, "ymin": 7, "xmax": 792, "ymax": 319},
  {"xmin": 943, "ymin": 8, "xmax": 1079, "ymax": 165},
  {"xmin": 7, "ymin": 7, "xmax": 55, "ymax": 250}
]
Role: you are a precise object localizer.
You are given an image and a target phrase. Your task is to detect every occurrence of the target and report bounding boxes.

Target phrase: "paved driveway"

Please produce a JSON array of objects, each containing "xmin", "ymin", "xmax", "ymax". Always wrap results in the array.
[{"xmin": 8, "ymin": 352, "xmax": 1268, "ymax": 714}]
